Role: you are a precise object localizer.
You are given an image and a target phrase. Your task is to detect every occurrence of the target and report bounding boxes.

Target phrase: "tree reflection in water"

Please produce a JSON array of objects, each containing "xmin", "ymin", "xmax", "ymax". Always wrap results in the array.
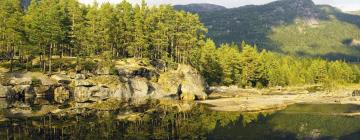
[{"xmin": 1, "ymin": 103, "xmax": 360, "ymax": 140}]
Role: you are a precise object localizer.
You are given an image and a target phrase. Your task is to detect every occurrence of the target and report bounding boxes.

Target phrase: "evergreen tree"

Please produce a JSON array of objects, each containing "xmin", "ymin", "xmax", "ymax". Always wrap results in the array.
[{"xmin": 0, "ymin": 0, "xmax": 24, "ymax": 72}]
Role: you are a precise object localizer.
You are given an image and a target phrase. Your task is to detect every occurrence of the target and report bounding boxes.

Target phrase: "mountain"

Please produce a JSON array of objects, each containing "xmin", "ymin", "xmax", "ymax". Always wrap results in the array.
[
  {"xmin": 349, "ymin": 11, "xmax": 360, "ymax": 15},
  {"xmin": 178, "ymin": 0, "xmax": 360, "ymax": 61},
  {"xmin": 174, "ymin": 3, "xmax": 226, "ymax": 13}
]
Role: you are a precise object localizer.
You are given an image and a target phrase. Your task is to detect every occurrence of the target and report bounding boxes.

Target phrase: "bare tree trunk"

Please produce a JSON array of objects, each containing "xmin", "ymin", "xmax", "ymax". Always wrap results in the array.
[
  {"xmin": 61, "ymin": 44, "xmax": 64, "ymax": 59},
  {"xmin": 10, "ymin": 45, "xmax": 14, "ymax": 72},
  {"xmin": 48, "ymin": 43, "xmax": 52, "ymax": 74},
  {"xmin": 42, "ymin": 44, "xmax": 46, "ymax": 72}
]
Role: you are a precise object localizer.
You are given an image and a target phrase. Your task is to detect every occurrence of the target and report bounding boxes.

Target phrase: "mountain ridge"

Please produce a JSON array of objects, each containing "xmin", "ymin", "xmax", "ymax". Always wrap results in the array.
[
  {"xmin": 174, "ymin": 3, "xmax": 227, "ymax": 13},
  {"xmin": 175, "ymin": 0, "xmax": 360, "ymax": 61}
]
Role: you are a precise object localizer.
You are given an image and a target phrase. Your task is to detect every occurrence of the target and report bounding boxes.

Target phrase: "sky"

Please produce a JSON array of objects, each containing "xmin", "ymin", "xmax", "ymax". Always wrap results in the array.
[{"xmin": 78, "ymin": 0, "xmax": 360, "ymax": 12}]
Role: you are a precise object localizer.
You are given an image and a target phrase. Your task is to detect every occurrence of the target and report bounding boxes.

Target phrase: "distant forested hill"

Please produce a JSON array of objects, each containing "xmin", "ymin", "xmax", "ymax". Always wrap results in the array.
[
  {"xmin": 174, "ymin": 3, "xmax": 226, "ymax": 13},
  {"xmin": 176, "ymin": 0, "xmax": 360, "ymax": 61},
  {"xmin": 349, "ymin": 11, "xmax": 360, "ymax": 15}
]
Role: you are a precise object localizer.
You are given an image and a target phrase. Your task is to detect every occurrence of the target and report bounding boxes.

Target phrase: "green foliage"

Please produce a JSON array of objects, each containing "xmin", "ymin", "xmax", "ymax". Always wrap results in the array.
[
  {"xmin": 193, "ymin": 40, "xmax": 360, "ymax": 88},
  {"xmin": 1, "ymin": 0, "xmax": 207, "ymax": 72},
  {"xmin": 31, "ymin": 77, "xmax": 42, "ymax": 86},
  {"xmin": 78, "ymin": 59, "xmax": 97, "ymax": 72},
  {"xmin": 269, "ymin": 19, "xmax": 360, "ymax": 61}
]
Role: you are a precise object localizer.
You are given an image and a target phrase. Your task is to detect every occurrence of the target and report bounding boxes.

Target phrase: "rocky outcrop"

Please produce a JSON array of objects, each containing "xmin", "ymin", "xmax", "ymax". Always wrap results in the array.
[
  {"xmin": 0, "ymin": 85, "xmax": 14, "ymax": 98},
  {"xmin": 157, "ymin": 65, "xmax": 207, "ymax": 101},
  {"xmin": 128, "ymin": 77, "xmax": 150, "ymax": 103},
  {"xmin": 53, "ymin": 86, "xmax": 70, "ymax": 103},
  {"xmin": 74, "ymin": 86, "xmax": 91, "ymax": 102},
  {"xmin": 33, "ymin": 85, "xmax": 50, "ymax": 97},
  {"xmin": 1, "ymin": 59, "xmax": 207, "ymax": 106},
  {"xmin": 352, "ymin": 90, "xmax": 360, "ymax": 96},
  {"xmin": 51, "ymin": 74, "xmax": 71, "ymax": 85},
  {"xmin": 9, "ymin": 77, "xmax": 32, "ymax": 85}
]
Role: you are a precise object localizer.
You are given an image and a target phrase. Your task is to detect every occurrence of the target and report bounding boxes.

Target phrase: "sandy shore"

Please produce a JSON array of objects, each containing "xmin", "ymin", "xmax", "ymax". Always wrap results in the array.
[{"xmin": 199, "ymin": 87, "xmax": 360, "ymax": 112}]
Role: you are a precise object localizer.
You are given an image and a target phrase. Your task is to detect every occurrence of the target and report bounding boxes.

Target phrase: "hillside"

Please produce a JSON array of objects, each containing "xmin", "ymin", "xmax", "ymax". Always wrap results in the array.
[
  {"xmin": 177, "ymin": 0, "xmax": 360, "ymax": 61},
  {"xmin": 174, "ymin": 3, "xmax": 226, "ymax": 13},
  {"xmin": 349, "ymin": 11, "xmax": 360, "ymax": 15}
]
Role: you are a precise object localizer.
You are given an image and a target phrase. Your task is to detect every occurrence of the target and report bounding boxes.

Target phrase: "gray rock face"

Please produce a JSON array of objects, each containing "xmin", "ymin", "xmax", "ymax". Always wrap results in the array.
[
  {"xmin": 0, "ymin": 85, "xmax": 14, "ymax": 98},
  {"xmin": 74, "ymin": 87, "xmax": 92, "ymax": 102},
  {"xmin": 74, "ymin": 86, "xmax": 114, "ymax": 102},
  {"xmin": 75, "ymin": 74, "xmax": 86, "ymax": 80},
  {"xmin": 129, "ymin": 77, "xmax": 150, "ymax": 103},
  {"xmin": 179, "ymin": 65, "xmax": 207, "ymax": 100},
  {"xmin": 51, "ymin": 74, "xmax": 71, "ymax": 84},
  {"xmin": 9, "ymin": 77, "xmax": 32, "ymax": 85},
  {"xmin": 33, "ymin": 85, "xmax": 50, "ymax": 97},
  {"xmin": 74, "ymin": 80, "xmax": 94, "ymax": 87},
  {"xmin": 157, "ymin": 65, "xmax": 207, "ymax": 101},
  {"xmin": 90, "ymin": 86, "xmax": 112, "ymax": 101},
  {"xmin": 112, "ymin": 84, "xmax": 132, "ymax": 101},
  {"xmin": 2, "ymin": 60, "xmax": 207, "ymax": 106},
  {"xmin": 54, "ymin": 86, "xmax": 70, "ymax": 103}
]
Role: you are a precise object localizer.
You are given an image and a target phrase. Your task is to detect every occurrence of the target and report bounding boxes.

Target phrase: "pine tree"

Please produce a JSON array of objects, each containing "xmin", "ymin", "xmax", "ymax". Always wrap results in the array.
[
  {"xmin": 115, "ymin": 0, "xmax": 133, "ymax": 57},
  {"xmin": 0, "ymin": 0, "xmax": 24, "ymax": 72},
  {"xmin": 85, "ymin": 1, "xmax": 101, "ymax": 56},
  {"xmin": 240, "ymin": 44, "xmax": 260, "ymax": 87}
]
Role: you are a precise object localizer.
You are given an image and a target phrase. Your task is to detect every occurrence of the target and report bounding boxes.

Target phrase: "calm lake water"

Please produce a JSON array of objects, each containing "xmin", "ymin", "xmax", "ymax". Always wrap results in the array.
[{"xmin": 1, "ymin": 98, "xmax": 360, "ymax": 140}]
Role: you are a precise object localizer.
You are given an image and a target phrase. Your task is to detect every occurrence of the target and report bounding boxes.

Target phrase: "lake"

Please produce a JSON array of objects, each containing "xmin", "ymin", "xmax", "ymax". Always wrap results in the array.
[{"xmin": 0, "ymin": 98, "xmax": 360, "ymax": 140}]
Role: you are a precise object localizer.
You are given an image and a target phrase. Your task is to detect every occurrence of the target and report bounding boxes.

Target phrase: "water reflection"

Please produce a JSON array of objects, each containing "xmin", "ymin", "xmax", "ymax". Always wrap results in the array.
[{"xmin": 0, "ymin": 97, "xmax": 360, "ymax": 140}]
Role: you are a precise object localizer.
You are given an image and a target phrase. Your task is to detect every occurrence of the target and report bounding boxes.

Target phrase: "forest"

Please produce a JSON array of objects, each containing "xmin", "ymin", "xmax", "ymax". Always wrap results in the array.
[{"xmin": 0, "ymin": 0, "xmax": 359, "ymax": 88}]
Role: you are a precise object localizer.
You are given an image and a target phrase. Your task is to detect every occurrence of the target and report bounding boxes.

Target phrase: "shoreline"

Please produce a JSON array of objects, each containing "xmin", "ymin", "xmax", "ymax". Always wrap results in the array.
[{"xmin": 199, "ymin": 86, "xmax": 360, "ymax": 112}]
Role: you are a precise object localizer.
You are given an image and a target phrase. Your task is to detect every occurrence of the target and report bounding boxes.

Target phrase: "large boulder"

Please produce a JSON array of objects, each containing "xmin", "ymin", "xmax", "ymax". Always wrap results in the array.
[
  {"xmin": 74, "ymin": 74, "xmax": 86, "ymax": 80},
  {"xmin": 33, "ymin": 85, "xmax": 50, "ymax": 97},
  {"xmin": 129, "ymin": 77, "xmax": 150, "ymax": 103},
  {"xmin": 53, "ymin": 86, "xmax": 70, "ymax": 103},
  {"xmin": 9, "ymin": 77, "xmax": 32, "ymax": 85},
  {"xmin": 74, "ymin": 80, "xmax": 94, "ymax": 87},
  {"xmin": 89, "ymin": 86, "xmax": 112, "ymax": 101},
  {"xmin": 157, "ymin": 65, "xmax": 207, "ymax": 101},
  {"xmin": 74, "ymin": 86, "xmax": 113, "ymax": 102},
  {"xmin": 111, "ymin": 84, "xmax": 132, "ymax": 101},
  {"xmin": 51, "ymin": 74, "xmax": 71, "ymax": 84},
  {"xmin": 0, "ymin": 85, "xmax": 14, "ymax": 98},
  {"xmin": 74, "ymin": 87, "xmax": 91, "ymax": 102}
]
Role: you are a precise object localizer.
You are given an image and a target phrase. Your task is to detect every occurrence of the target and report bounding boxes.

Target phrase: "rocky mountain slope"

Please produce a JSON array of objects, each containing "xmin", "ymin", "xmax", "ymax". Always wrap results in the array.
[{"xmin": 176, "ymin": 0, "xmax": 360, "ymax": 61}]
